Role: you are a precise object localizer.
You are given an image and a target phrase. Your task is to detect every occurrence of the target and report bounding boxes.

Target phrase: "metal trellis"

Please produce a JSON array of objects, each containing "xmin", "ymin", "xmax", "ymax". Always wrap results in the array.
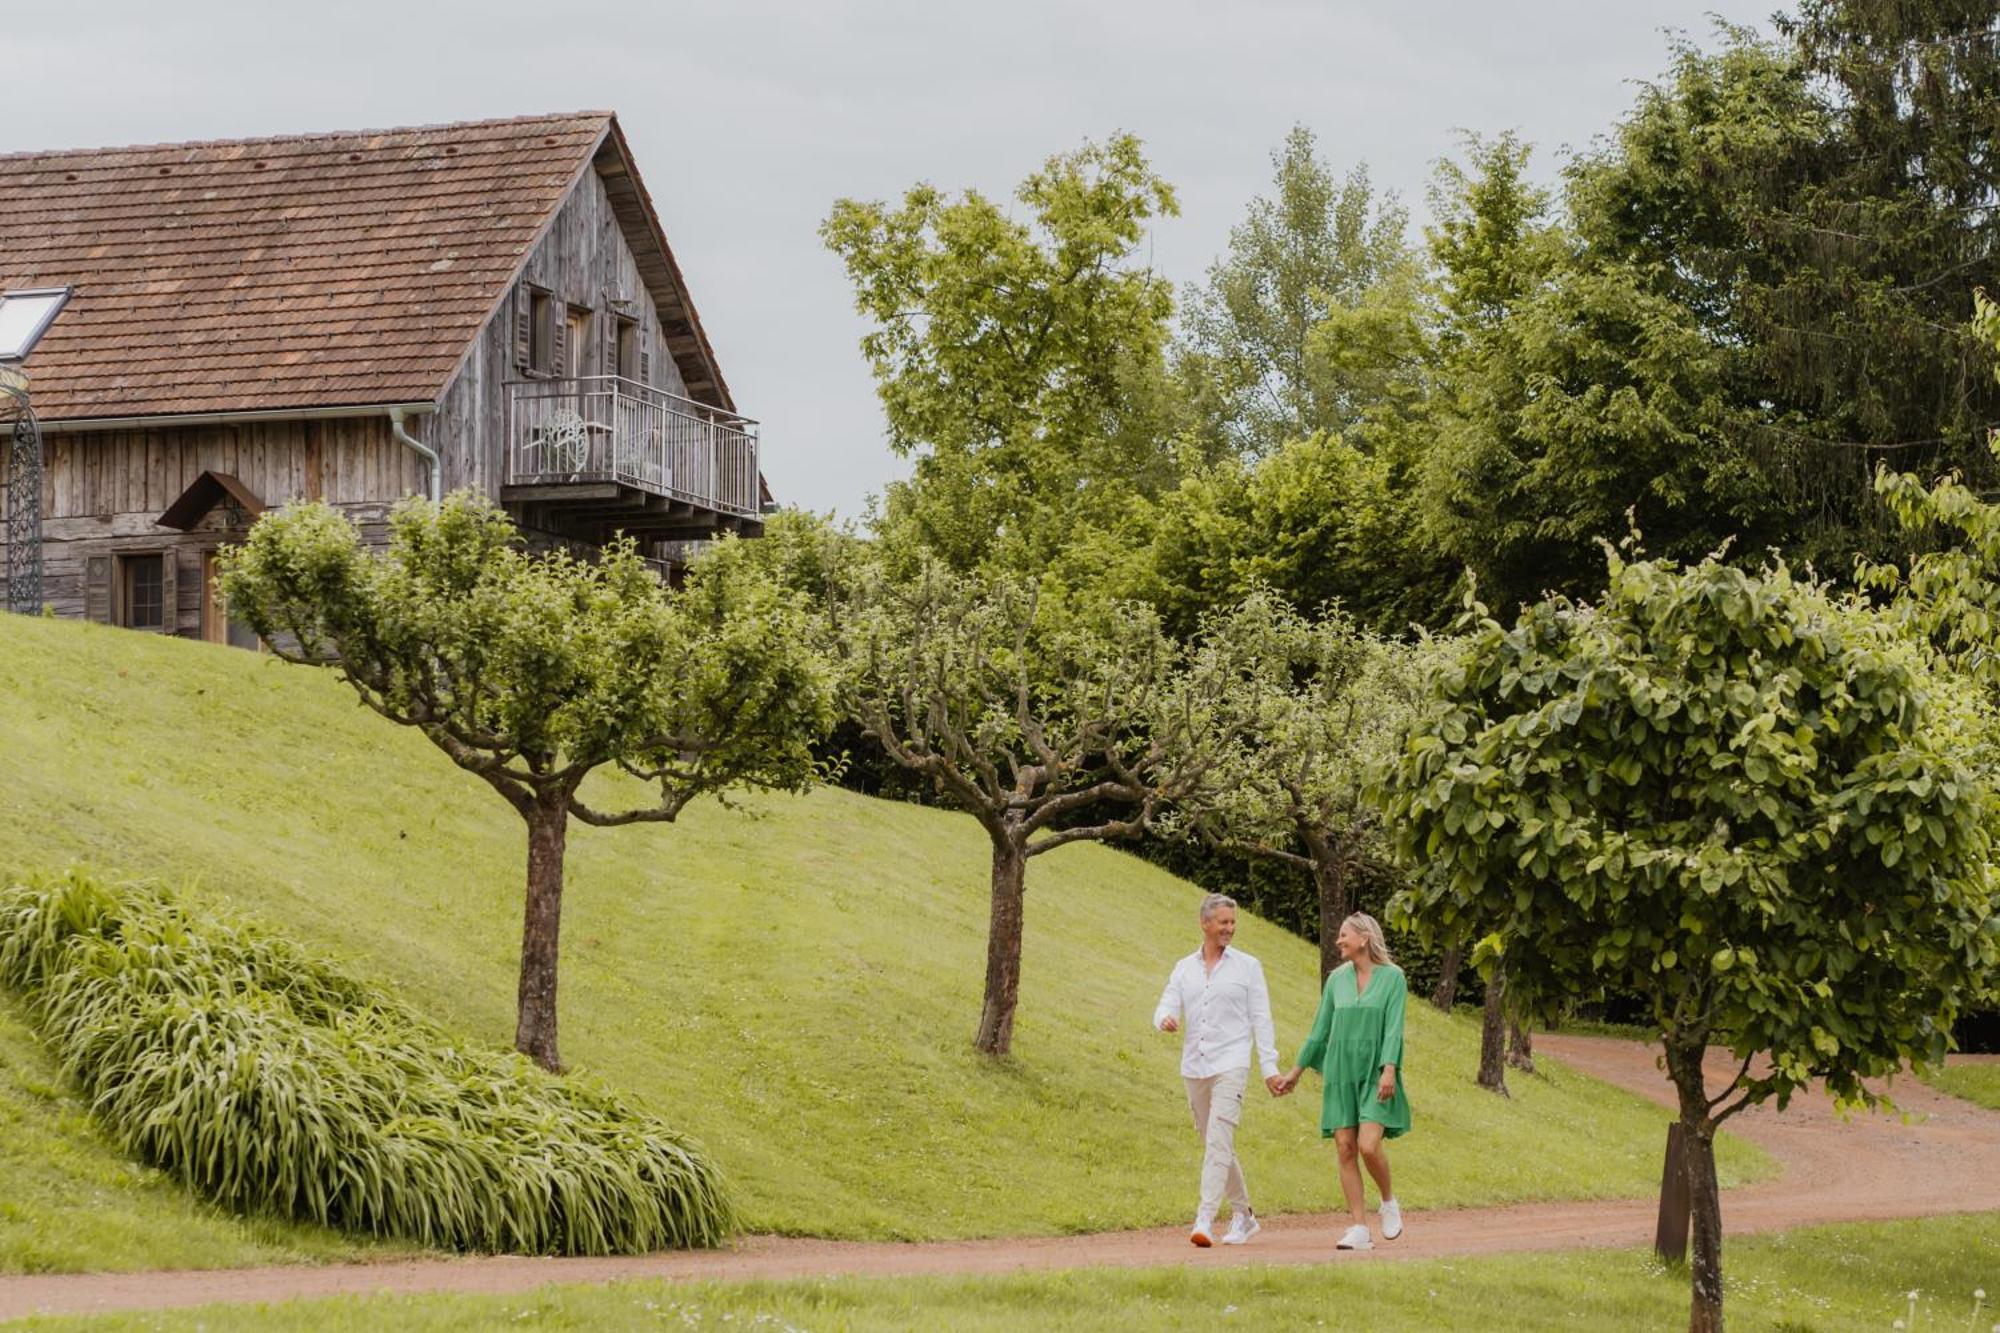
[{"xmin": 1, "ymin": 369, "xmax": 42, "ymax": 615}]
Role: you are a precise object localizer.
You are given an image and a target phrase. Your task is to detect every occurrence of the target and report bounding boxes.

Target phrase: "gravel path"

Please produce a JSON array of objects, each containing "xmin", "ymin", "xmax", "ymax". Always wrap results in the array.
[{"xmin": 4, "ymin": 1037, "xmax": 1997, "ymax": 1323}]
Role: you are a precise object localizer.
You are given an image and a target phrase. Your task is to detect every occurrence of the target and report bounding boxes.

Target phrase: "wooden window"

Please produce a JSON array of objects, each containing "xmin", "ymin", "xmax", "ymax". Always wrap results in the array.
[
  {"xmin": 526, "ymin": 288, "xmax": 554, "ymax": 375},
  {"xmin": 615, "ymin": 316, "xmax": 639, "ymax": 381},
  {"xmin": 85, "ymin": 555, "xmax": 113, "ymax": 624},
  {"xmin": 119, "ymin": 553, "xmax": 165, "ymax": 631}
]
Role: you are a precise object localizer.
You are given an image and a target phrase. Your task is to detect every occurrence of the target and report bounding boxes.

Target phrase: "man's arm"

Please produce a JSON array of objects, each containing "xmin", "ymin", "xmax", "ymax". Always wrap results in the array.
[
  {"xmin": 1154, "ymin": 962, "xmax": 1183, "ymax": 1032},
  {"xmin": 1249, "ymin": 958, "xmax": 1280, "ymax": 1078}
]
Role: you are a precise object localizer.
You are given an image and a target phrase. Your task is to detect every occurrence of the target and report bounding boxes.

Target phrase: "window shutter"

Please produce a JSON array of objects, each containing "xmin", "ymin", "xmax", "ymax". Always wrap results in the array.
[
  {"xmin": 638, "ymin": 331, "xmax": 651, "ymax": 387},
  {"xmin": 513, "ymin": 290, "xmax": 532, "ymax": 374},
  {"xmin": 553, "ymin": 317, "xmax": 569, "ymax": 377},
  {"xmin": 160, "ymin": 551, "xmax": 179, "ymax": 636},
  {"xmin": 85, "ymin": 555, "xmax": 112, "ymax": 623},
  {"xmin": 603, "ymin": 314, "xmax": 618, "ymax": 382}
]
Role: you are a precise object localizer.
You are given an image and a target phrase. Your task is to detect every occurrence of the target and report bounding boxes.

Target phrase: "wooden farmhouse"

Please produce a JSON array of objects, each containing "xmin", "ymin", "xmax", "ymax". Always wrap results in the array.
[{"xmin": 0, "ymin": 111, "xmax": 765, "ymax": 642}]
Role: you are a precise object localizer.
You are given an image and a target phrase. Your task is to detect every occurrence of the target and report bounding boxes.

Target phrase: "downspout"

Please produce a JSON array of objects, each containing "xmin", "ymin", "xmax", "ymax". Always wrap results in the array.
[{"xmin": 387, "ymin": 406, "xmax": 441, "ymax": 503}]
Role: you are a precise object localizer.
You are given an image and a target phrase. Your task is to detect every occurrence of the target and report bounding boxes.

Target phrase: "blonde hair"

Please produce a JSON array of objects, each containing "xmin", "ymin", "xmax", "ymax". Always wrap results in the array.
[{"xmin": 1342, "ymin": 912, "xmax": 1392, "ymax": 965}]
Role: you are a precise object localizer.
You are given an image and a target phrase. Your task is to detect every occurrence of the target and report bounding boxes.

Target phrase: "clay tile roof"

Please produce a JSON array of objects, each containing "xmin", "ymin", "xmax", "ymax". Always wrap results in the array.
[{"xmin": 0, "ymin": 111, "xmax": 730, "ymax": 421}]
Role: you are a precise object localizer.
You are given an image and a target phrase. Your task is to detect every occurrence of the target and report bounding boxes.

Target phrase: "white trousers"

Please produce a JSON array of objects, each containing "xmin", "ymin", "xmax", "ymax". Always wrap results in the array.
[{"xmin": 1184, "ymin": 1066, "xmax": 1251, "ymax": 1222}]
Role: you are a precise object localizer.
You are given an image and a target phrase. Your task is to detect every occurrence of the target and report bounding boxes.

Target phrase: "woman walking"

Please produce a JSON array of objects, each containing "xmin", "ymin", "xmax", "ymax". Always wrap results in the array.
[{"xmin": 1276, "ymin": 912, "xmax": 1411, "ymax": 1250}]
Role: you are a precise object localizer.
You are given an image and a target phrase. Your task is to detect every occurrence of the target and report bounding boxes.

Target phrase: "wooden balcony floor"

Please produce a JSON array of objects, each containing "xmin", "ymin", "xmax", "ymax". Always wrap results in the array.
[{"xmin": 500, "ymin": 481, "xmax": 763, "ymax": 543}]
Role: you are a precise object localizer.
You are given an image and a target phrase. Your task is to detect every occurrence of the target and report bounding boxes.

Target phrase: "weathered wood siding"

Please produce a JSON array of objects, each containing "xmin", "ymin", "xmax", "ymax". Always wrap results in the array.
[
  {"xmin": 37, "ymin": 416, "xmax": 422, "ymax": 631},
  {"xmin": 432, "ymin": 165, "xmax": 692, "ymax": 496},
  {"xmin": 16, "ymin": 156, "xmax": 712, "ymax": 632}
]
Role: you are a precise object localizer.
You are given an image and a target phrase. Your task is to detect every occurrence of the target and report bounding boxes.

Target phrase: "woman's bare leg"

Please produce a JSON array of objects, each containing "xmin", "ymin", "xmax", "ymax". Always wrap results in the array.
[
  {"xmin": 1333, "ymin": 1128, "xmax": 1366, "ymax": 1224},
  {"xmin": 1358, "ymin": 1121, "xmax": 1393, "ymax": 1203}
]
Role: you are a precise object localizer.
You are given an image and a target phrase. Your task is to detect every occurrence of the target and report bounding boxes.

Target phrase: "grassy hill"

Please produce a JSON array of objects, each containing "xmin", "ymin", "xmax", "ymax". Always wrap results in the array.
[{"xmin": 0, "ymin": 614, "xmax": 1766, "ymax": 1263}]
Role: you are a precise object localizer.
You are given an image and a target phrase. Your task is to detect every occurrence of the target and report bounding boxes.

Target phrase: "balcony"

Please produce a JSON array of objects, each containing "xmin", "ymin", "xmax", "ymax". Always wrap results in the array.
[{"xmin": 502, "ymin": 376, "xmax": 763, "ymax": 544}]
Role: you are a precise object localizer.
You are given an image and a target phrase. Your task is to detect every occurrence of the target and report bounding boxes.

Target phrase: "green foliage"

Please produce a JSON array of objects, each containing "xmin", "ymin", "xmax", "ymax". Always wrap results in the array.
[
  {"xmin": 0, "ymin": 991, "xmax": 378, "ymax": 1274},
  {"xmin": 0, "ymin": 870, "xmax": 731, "ymax": 1254},
  {"xmin": 823, "ymin": 136, "xmax": 1182, "ymax": 574},
  {"xmin": 221, "ymin": 495, "xmax": 832, "ymax": 815},
  {"xmin": 1135, "ymin": 126, "xmax": 1449, "ymax": 637},
  {"xmin": 1140, "ymin": 430, "xmax": 1455, "ymax": 639},
  {"xmin": 1427, "ymin": 131, "xmax": 1555, "ymax": 340},
  {"xmin": 1384, "ymin": 550, "xmax": 2000, "ymax": 1108},
  {"xmin": 1175, "ymin": 591, "xmax": 1426, "ymax": 964},
  {"xmin": 1863, "ymin": 294, "xmax": 2000, "ymax": 706},
  {"xmin": 1421, "ymin": 133, "xmax": 1776, "ymax": 611},
  {"xmin": 1175, "ymin": 125, "xmax": 1416, "ymax": 459},
  {"xmin": 1566, "ymin": 13, "xmax": 2000, "ymax": 564},
  {"xmin": 840, "ymin": 562, "xmax": 1229, "ymax": 843}
]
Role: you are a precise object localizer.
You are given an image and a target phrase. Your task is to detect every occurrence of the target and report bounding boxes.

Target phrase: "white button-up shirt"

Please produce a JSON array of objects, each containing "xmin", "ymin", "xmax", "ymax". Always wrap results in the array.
[{"xmin": 1154, "ymin": 945, "xmax": 1279, "ymax": 1079}]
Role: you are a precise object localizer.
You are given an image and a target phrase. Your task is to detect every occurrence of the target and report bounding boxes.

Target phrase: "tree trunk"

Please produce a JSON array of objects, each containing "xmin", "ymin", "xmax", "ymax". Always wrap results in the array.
[
  {"xmin": 973, "ymin": 835, "xmax": 1028, "ymax": 1057},
  {"xmin": 1476, "ymin": 963, "xmax": 1509, "ymax": 1095},
  {"xmin": 1508, "ymin": 1018, "xmax": 1535, "ymax": 1073},
  {"xmin": 1665, "ymin": 1039, "xmax": 1725, "ymax": 1333},
  {"xmin": 1309, "ymin": 842, "xmax": 1349, "ymax": 984},
  {"xmin": 515, "ymin": 792, "xmax": 570, "ymax": 1071},
  {"xmin": 1431, "ymin": 944, "xmax": 1462, "ymax": 1012}
]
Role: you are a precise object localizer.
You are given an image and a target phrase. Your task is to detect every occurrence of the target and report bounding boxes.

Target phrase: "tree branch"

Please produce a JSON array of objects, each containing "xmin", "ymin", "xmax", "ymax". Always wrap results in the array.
[
  {"xmin": 1025, "ymin": 799, "xmax": 1155, "ymax": 856},
  {"xmin": 1707, "ymin": 1053, "xmax": 1756, "ymax": 1113},
  {"xmin": 569, "ymin": 790, "xmax": 693, "ymax": 828}
]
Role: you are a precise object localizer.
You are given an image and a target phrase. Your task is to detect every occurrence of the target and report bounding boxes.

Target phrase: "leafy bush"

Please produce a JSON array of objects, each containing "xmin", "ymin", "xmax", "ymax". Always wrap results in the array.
[{"xmin": 0, "ymin": 870, "xmax": 732, "ymax": 1254}]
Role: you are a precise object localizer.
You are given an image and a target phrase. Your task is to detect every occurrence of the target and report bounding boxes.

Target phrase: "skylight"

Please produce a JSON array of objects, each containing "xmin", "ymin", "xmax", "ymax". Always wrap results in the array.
[{"xmin": 0, "ymin": 288, "xmax": 71, "ymax": 361}]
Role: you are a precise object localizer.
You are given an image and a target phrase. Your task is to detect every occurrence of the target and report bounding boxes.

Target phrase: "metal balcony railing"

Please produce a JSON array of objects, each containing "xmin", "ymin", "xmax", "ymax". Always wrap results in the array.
[{"xmin": 506, "ymin": 376, "xmax": 761, "ymax": 519}]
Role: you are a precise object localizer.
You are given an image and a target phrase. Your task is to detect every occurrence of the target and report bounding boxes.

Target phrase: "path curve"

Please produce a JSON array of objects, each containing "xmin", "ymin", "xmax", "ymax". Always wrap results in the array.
[{"xmin": 4, "ymin": 1038, "xmax": 1998, "ymax": 1323}]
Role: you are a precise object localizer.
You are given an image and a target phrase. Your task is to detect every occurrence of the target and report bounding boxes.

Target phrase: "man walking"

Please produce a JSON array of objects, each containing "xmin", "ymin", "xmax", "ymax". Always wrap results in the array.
[{"xmin": 1154, "ymin": 892, "xmax": 1282, "ymax": 1247}]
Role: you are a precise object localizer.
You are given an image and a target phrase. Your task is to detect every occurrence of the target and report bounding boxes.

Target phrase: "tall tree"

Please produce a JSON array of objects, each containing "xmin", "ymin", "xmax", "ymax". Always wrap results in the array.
[
  {"xmin": 1180, "ymin": 589, "xmax": 1417, "ymax": 980},
  {"xmin": 1418, "ymin": 132, "xmax": 1561, "ymax": 612},
  {"xmin": 1381, "ymin": 550, "xmax": 1998, "ymax": 1333},
  {"xmin": 1177, "ymin": 126, "xmax": 1415, "ymax": 459},
  {"xmin": 1426, "ymin": 131, "xmax": 1779, "ymax": 611},
  {"xmin": 221, "ymin": 495, "xmax": 836, "ymax": 1071},
  {"xmin": 1567, "ymin": 10, "xmax": 2000, "ymax": 568},
  {"xmin": 823, "ymin": 135, "xmax": 1181, "ymax": 576},
  {"xmin": 840, "ymin": 563, "xmax": 1232, "ymax": 1056}
]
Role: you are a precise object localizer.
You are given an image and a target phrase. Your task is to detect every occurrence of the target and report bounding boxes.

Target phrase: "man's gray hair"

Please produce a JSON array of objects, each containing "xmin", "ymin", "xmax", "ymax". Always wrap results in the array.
[{"xmin": 1199, "ymin": 893, "xmax": 1238, "ymax": 922}]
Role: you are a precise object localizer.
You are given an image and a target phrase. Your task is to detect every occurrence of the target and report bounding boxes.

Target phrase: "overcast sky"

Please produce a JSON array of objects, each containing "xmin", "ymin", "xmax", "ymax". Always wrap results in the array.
[{"xmin": 11, "ymin": 0, "xmax": 1779, "ymax": 519}]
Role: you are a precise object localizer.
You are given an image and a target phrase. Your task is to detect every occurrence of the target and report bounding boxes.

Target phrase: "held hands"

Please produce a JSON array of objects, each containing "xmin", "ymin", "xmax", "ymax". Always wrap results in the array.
[
  {"xmin": 1268, "ymin": 1068, "xmax": 1303, "ymax": 1097},
  {"xmin": 1159, "ymin": 1016, "xmax": 1180, "ymax": 1033}
]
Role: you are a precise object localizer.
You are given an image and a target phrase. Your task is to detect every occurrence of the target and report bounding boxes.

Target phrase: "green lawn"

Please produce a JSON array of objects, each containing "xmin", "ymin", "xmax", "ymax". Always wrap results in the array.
[
  {"xmin": 18, "ymin": 1211, "xmax": 1999, "ymax": 1332},
  {"xmin": 0, "ymin": 613, "xmax": 1767, "ymax": 1256},
  {"xmin": 0, "ymin": 991, "xmax": 392, "ymax": 1273},
  {"xmin": 1925, "ymin": 1059, "xmax": 2000, "ymax": 1112}
]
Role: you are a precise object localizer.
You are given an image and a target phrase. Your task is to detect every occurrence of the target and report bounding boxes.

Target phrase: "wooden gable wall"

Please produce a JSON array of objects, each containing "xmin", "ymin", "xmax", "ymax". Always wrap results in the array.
[{"xmin": 429, "ymin": 163, "xmax": 693, "ymax": 497}]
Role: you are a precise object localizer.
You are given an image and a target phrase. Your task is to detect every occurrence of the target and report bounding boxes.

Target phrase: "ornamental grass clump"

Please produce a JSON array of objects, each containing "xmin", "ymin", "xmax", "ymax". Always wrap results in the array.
[{"xmin": 0, "ymin": 869, "xmax": 732, "ymax": 1254}]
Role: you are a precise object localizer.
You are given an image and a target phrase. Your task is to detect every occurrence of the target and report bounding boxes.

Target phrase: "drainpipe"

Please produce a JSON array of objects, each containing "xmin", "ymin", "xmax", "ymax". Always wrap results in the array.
[{"xmin": 387, "ymin": 406, "xmax": 441, "ymax": 503}]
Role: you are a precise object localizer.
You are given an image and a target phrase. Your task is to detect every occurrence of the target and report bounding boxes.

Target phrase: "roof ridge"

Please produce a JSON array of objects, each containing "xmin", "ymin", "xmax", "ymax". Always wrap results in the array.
[{"xmin": 0, "ymin": 111, "xmax": 616, "ymax": 163}]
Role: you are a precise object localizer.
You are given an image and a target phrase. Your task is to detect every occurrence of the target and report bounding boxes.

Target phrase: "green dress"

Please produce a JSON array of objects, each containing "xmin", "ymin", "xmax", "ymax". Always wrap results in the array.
[{"xmin": 1294, "ymin": 961, "xmax": 1411, "ymax": 1139}]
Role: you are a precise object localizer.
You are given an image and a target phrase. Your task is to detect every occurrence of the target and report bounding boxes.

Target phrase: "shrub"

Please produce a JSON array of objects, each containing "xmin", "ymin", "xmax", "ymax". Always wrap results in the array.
[{"xmin": 0, "ymin": 870, "xmax": 732, "ymax": 1254}]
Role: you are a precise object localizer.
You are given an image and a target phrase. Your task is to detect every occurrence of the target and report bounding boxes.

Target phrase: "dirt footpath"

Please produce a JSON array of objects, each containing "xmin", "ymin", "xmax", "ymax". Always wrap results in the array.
[{"xmin": 4, "ymin": 1038, "xmax": 1997, "ymax": 1323}]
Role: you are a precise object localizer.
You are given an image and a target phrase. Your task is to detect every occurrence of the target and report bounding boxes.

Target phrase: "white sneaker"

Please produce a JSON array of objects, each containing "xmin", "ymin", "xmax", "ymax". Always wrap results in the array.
[
  {"xmin": 1221, "ymin": 1210, "xmax": 1261, "ymax": 1245},
  {"xmin": 1337, "ymin": 1222, "xmax": 1373, "ymax": 1250},
  {"xmin": 1379, "ymin": 1198, "xmax": 1403, "ymax": 1240},
  {"xmin": 1190, "ymin": 1216, "xmax": 1215, "ymax": 1248}
]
